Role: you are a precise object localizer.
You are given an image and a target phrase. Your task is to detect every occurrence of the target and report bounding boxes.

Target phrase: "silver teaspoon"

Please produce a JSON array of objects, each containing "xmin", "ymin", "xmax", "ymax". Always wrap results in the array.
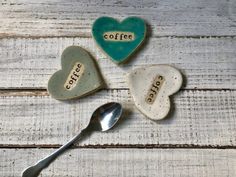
[{"xmin": 22, "ymin": 102, "xmax": 123, "ymax": 177}]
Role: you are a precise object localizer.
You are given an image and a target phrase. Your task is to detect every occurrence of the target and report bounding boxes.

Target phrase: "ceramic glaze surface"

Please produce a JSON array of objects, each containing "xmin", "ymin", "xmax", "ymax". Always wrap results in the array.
[
  {"xmin": 127, "ymin": 65, "xmax": 183, "ymax": 120},
  {"xmin": 92, "ymin": 17, "xmax": 146, "ymax": 63},
  {"xmin": 48, "ymin": 46, "xmax": 104, "ymax": 100}
]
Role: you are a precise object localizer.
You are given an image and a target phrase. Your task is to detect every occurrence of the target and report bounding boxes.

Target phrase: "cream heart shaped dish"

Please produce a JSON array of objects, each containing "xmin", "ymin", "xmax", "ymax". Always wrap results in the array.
[
  {"xmin": 127, "ymin": 65, "xmax": 183, "ymax": 120},
  {"xmin": 48, "ymin": 46, "xmax": 104, "ymax": 100}
]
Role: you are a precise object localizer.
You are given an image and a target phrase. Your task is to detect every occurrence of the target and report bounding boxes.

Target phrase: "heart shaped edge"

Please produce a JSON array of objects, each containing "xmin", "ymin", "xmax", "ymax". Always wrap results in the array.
[
  {"xmin": 92, "ymin": 16, "xmax": 147, "ymax": 64},
  {"xmin": 126, "ymin": 64, "xmax": 183, "ymax": 120},
  {"xmin": 47, "ymin": 46, "xmax": 105, "ymax": 100}
]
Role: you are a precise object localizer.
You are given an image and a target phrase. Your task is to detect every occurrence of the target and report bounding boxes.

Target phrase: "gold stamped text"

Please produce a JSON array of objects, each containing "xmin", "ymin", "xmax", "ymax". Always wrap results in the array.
[
  {"xmin": 103, "ymin": 31, "xmax": 135, "ymax": 41},
  {"xmin": 145, "ymin": 75, "xmax": 165, "ymax": 104},
  {"xmin": 64, "ymin": 62, "xmax": 84, "ymax": 90}
]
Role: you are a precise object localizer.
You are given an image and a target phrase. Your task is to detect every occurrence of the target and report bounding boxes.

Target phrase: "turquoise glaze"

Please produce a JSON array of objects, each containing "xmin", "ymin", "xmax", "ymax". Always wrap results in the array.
[{"xmin": 92, "ymin": 17, "xmax": 146, "ymax": 63}]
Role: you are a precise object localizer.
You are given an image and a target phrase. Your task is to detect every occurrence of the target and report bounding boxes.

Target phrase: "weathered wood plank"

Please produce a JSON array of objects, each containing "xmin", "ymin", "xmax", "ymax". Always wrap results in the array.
[
  {"xmin": 0, "ymin": 37, "xmax": 235, "ymax": 89},
  {"xmin": 1, "ymin": 148, "xmax": 236, "ymax": 177},
  {"xmin": 1, "ymin": 0, "xmax": 236, "ymax": 37},
  {"xmin": 0, "ymin": 90, "xmax": 235, "ymax": 146}
]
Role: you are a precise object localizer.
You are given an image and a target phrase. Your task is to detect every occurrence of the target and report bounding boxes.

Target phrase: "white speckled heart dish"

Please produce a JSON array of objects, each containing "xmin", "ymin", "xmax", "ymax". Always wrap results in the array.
[{"xmin": 127, "ymin": 65, "xmax": 183, "ymax": 120}]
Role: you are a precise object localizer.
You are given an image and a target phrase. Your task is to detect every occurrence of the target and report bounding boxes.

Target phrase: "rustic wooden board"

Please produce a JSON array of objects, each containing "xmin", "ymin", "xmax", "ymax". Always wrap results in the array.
[
  {"xmin": 0, "ymin": 90, "xmax": 235, "ymax": 147},
  {"xmin": 0, "ymin": 37, "xmax": 235, "ymax": 89},
  {"xmin": 1, "ymin": 1, "xmax": 236, "ymax": 176},
  {"xmin": 1, "ymin": 0, "xmax": 236, "ymax": 37},
  {"xmin": 1, "ymin": 148, "xmax": 236, "ymax": 177}
]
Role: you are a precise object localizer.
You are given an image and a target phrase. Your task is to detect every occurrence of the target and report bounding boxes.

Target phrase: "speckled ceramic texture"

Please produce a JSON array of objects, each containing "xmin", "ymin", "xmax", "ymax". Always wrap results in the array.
[
  {"xmin": 127, "ymin": 65, "xmax": 183, "ymax": 120},
  {"xmin": 48, "ymin": 46, "xmax": 104, "ymax": 100},
  {"xmin": 92, "ymin": 17, "xmax": 146, "ymax": 63}
]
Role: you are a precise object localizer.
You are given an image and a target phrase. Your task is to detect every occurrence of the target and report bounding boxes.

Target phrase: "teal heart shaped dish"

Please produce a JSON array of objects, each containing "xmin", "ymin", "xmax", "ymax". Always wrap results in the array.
[{"xmin": 92, "ymin": 17, "xmax": 146, "ymax": 63}]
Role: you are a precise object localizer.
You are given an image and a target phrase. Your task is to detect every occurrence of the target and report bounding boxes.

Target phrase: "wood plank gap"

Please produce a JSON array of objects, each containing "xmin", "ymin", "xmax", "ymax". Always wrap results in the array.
[
  {"xmin": 0, "ymin": 144, "xmax": 235, "ymax": 149},
  {"xmin": 0, "ymin": 88, "xmax": 235, "ymax": 97},
  {"xmin": 1, "ymin": 35, "xmax": 236, "ymax": 40}
]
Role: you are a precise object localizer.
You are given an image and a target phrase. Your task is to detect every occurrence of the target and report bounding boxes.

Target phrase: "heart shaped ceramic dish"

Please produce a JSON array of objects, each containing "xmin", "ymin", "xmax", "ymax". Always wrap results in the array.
[
  {"xmin": 48, "ymin": 46, "xmax": 104, "ymax": 100},
  {"xmin": 92, "ymin": 17, "xmax": 146, "ymax": 63},
  {"xmin": 127, "ymin": 65, "xmax": 183, "ymax": 120}
]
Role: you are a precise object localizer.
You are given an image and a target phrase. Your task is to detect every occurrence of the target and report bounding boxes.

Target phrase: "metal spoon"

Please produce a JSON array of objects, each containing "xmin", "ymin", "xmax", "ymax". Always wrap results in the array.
[{"xmin": 22, "ymin": 102, "xmax": 123, "ymax": 177}]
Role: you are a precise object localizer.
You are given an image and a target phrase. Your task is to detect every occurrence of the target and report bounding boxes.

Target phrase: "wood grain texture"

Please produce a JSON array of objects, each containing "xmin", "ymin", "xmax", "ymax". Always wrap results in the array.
[
  {"xmin": 1, "ymin": 0, "xmax": 236, "ymax": 37},
  {"xmin": 0, "ymin": 90, "xmax": 235, "ymax": 146},
  {"xmin": 1, "ymin": 1, "xmax": 236, "ymax": 176},
  {"xmin": 0, "ymin": 37, "xmax": 235, "ymax": 89},
  {"xmin": 1, "ymin": 148, "xmax": 236, "ymax": 177}
]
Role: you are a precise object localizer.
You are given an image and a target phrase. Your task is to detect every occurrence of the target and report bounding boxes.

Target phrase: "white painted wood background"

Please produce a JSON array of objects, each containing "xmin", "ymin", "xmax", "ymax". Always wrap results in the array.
[{"xmin": 0, "ymin": 0, "xmax": 236, "ymax": 177}]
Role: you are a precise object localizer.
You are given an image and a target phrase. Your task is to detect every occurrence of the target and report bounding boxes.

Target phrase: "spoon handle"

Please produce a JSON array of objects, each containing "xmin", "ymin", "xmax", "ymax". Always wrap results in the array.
[
  {"xmin": 22, "ymin": 128, "xmax": 87, "ymax": 177},
  {"xmin": 40, "ymin": 128, "xmax": 87, "ymax": 167}
]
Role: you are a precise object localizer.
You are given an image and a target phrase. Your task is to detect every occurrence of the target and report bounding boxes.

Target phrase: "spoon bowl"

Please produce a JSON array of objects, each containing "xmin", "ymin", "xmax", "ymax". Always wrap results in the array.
[{"xmin": 90, "ymin": 102, "xmax": 122, "ymax": 131}]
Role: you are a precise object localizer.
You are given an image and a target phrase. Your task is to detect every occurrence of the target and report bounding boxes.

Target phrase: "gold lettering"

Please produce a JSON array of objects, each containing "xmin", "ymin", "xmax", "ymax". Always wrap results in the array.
[
  {"xmin": 104, "ymin": 34, "xmax": 108, "ymax": 39},
  {"xmin": 64, "ymin": 62, "xmax": 84, "ymax": 90},
  {"xmin": 103, "ymin": 31, "xmax": 135, "ymax": 41},
  {"xmin": 145, "ymin": 75, "xmax": 165, "ymax": 104}
]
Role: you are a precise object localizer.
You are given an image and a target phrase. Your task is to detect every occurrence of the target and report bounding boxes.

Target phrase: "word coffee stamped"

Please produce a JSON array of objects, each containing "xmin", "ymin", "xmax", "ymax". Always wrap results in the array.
[
  {"xmin": 145, "ymin": 75, "xmax": 165, "ymax": 104},
  {"xmin": 64, "ymin": 62, "xmax": 84, "ymax": 90},
  {"xmin": 103, "ymin": 31, "xmax": 135, "ymax": 41}
]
